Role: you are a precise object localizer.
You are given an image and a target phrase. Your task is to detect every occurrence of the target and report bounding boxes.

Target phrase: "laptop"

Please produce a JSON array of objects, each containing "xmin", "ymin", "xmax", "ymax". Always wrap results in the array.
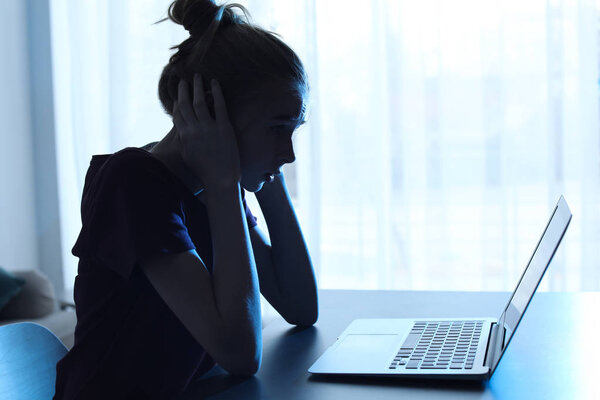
[{"xmin": 308, "ymin": 196, "xmax": 572, "ymax": 380}]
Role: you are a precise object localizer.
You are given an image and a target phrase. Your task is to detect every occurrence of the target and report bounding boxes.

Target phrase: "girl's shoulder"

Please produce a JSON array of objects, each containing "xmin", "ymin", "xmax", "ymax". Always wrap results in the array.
[
  {"xmin": 91, "ymin": 146, "xmax": 175, "ymax": 189},
  {"xmin": 80, "ymin": 146, "xmax": 194, "ymax": 213},
  {"xmin": 101, "ymin": 146, "xmax": 161, "ymax": 174}
]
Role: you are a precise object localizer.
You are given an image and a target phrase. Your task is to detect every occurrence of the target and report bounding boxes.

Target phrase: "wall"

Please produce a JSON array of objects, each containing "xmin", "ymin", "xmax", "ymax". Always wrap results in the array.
[
  {"xmin": 0, "ymin": 1, "xmax": 39, "ymax": 272},
  {"xmin": 0, "ymin": 0, "xmax": 64, "ymax": 297},
  {"xmin": 27, "ymin": 0, "xmax": 64, "ymax": 296}
]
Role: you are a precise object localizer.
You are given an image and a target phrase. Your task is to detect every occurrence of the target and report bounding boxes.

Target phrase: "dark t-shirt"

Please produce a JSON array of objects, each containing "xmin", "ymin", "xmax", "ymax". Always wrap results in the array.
[{"xmin": 54, "ymin": 147, "xmax": 257, "ymax": 399}]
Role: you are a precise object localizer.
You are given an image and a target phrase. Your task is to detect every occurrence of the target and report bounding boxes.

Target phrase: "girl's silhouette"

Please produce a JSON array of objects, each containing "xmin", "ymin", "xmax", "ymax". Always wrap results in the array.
[{"xmin": 54, "ymin": 1, "xmax": 318, "ymax": 398}]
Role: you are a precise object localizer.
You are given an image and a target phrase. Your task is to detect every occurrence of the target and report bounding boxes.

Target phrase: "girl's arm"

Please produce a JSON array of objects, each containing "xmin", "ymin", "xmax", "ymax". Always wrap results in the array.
[
  {"xmin": 141, "ymin": 184, "xmax": 262, "ymax": 376},
  {"xmin": 250, "ymin": 173, "xmax": 318, "ymax": 326},
  {"xmin": 142, "ymin": 78, "xmax": 262, "ymax": 376}
]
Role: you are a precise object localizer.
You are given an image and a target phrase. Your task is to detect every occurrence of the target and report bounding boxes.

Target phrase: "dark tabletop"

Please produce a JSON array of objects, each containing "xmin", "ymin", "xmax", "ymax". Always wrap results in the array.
[{"xmin": 180, "ymin": 290, "xmax": 600, "ymax": 400}]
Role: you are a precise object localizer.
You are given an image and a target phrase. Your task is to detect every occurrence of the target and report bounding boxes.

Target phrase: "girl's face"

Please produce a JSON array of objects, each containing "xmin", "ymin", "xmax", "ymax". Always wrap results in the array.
[{"xmin": 231, "ymin": 86, "xmax": 306, "ymax": 192}]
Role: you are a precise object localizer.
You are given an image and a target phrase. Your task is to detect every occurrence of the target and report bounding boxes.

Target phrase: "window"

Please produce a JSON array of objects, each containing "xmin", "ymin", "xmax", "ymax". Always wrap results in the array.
[{"xmin": 50, "ymin": 0, "xmax": 600, "ymax": 293}]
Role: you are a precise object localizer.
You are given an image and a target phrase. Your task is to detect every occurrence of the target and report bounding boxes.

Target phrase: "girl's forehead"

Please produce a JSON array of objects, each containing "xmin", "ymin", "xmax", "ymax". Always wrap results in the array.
[
  {"xmin": 262, "ymin": 89, "xmax": 305, "ymax": 118},
  {"xmin": 232, "ymin": 82, "xmax": 307, "ymax": 131},
  {"xmin": 274, "ymin": 100, "xmax": 303, "ymax": 120},
  {"xmin": 242, "ymin": 89, "xmax": 305, "ymax": 122}
]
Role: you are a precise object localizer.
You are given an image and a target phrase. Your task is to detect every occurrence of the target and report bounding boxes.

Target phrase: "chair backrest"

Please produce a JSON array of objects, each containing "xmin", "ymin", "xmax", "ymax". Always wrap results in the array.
[{"xmin": 0, "ymin": 322, "xmax": 68, "ymax": 400}]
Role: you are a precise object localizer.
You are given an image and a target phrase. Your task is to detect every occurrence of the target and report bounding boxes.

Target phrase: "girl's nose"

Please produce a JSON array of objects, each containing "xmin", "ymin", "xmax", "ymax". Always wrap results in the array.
[{"xmin": 279, "ymin": 142, "xmax": 296, "ymax": 165}]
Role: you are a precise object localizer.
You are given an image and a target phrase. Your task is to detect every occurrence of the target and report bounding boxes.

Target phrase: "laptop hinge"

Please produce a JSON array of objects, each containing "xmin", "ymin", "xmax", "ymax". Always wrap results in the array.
[{"xmin": 483, "ymin": 322, "xmax": 499, "ymax": 369}]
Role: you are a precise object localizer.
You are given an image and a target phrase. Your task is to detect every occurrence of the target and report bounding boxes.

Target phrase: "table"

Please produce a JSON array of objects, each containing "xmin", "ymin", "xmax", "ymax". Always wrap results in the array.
[{"xmin": 180, "ymin": 290, "xmax": 600, "ymax": 400}]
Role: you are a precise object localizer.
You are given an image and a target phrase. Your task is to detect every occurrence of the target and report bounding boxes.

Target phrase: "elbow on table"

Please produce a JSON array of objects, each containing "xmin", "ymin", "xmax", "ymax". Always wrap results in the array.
[
  {"xmin": 226, "ymin": 357, "xmax": 261, "ymax": 377},
  {"xmin": 218, "ymin": 329, "xmax": 262, "ymax": 377},
  {"xmin": 276, "ymin": 292, "xmax": 319, "ymax": 327},
  {"xmin": 283, "ymin": 307, "xmax": 319, "ymax": 327},
  {"xmin": 221, "ymin": 348, "xmax": 262, "ymax": 377}
]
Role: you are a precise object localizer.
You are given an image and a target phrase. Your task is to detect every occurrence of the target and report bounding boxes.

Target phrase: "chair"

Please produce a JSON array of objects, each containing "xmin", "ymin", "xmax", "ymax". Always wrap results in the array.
[
  {"xmin": 0, "ymin": 322, "xmax": 68, "ymax": 399},
  {"xmin": 0, "ymin": 269, "xmax": 77, "ymax": 349}
]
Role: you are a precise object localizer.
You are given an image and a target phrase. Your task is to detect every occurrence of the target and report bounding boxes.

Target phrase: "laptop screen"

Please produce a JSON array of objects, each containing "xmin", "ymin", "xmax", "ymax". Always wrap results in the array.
[{"xmin": 491, "ymin": 196, "xmax": 572, "ymax": 372}]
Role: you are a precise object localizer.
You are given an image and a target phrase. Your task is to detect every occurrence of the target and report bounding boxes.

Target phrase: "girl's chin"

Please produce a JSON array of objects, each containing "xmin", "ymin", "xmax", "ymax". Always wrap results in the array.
[
  {"xmin": 242, "ymin": 170, "xmax": 278, "ymax": 192},
  {"xmin": 242, "ymin": 176, "xmax": 266, "ymax": 193}
]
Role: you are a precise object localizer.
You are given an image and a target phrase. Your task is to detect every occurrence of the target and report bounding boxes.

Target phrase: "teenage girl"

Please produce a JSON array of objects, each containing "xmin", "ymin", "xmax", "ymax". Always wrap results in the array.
[{"xmin": 54, "ymin": 1, "xmax": 317, "ymax": 398}]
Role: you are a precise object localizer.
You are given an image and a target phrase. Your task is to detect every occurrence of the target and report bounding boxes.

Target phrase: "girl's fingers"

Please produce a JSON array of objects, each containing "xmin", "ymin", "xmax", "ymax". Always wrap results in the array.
[
  {"xmin": 192, "ymin": 73, "xmax": 211, "ymax": 122},
  {"xmin": 177, "ymin": 79, "xmax": 196, "ymax": 126},
  {"xmin": 173, "ymin": 105, "xmax": 187, "ymax": 131},
  {"xmin": 211, "ymin": 79, "xmax": 230, "ymax": 125}
]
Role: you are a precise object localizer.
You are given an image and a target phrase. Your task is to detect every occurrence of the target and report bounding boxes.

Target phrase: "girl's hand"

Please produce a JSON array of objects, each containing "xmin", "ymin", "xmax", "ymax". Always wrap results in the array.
[{"xmin": 173, "ymin": 74, "xmax": 241, "ymax": 192}]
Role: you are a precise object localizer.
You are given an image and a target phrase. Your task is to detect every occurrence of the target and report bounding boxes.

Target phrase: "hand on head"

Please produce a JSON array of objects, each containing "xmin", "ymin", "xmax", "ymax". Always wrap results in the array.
[{"xmin": 173, "ymin": 73, "xmax": 241, "ymax": 193}]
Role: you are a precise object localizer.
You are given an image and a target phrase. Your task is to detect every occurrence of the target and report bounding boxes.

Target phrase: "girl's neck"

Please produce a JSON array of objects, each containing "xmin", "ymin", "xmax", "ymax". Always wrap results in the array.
[{"xmin": 149, "ymin": 127, "xmax": 204, "ymax": 196}]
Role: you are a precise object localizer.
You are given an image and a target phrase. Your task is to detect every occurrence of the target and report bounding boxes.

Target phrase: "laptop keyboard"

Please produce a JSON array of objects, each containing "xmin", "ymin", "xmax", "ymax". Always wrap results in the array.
[{"xmin": 389, "ymin": 320, "xmax": 483, "ymax": 370}]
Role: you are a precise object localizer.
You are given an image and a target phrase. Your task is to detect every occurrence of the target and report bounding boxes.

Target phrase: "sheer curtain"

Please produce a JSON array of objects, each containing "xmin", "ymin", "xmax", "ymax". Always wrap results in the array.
[{"xmin": 50, "ymin": 0, "xmax": 600, "ymax": 294}]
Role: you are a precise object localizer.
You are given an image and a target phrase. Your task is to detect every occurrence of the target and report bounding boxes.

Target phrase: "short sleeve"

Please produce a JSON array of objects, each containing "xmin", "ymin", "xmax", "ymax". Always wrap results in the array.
[{"xmin": 73, "ymin": 153, "xmax": 196, "ymax": 280}]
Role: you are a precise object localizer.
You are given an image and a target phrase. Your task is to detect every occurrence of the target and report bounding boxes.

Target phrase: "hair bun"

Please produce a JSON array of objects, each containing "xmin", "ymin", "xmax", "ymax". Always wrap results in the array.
[{"xmin": 182, "ymin": 1, "xmax": 223, "ymax": 37}]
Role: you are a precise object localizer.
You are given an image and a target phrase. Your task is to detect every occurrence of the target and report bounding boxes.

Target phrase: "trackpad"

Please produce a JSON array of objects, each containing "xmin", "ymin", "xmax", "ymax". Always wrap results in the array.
[
  {"xmin": 333, "ymin": 334, "xmax": 398, "ymax": 369},
  {"xmin": 339, "ymin": 334, "xmax": 398, "ymax": 352}
]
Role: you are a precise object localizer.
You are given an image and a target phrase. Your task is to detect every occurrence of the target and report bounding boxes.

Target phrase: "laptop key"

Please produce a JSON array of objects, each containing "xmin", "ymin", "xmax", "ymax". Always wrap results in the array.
[
  {"xmin": 400, "ymin": 333, "xmax": 421, "ymax": 349},
  {"xmin": 392, "ymin": 320, "xmax": 489, "ymax": 373}
]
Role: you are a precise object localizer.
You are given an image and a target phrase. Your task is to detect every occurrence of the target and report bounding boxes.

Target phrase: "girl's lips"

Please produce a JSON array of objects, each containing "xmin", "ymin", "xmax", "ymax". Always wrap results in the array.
[{"xmin": 264, "ymin": 173, "xmax": 275, "ymax": 183}]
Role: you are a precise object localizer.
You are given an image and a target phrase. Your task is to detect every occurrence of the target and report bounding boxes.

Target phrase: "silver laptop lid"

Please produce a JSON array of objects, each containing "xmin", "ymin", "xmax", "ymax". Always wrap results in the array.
[{"xmin": 488, "ymin": 196, "xmax": 572, "ymax": 374}]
